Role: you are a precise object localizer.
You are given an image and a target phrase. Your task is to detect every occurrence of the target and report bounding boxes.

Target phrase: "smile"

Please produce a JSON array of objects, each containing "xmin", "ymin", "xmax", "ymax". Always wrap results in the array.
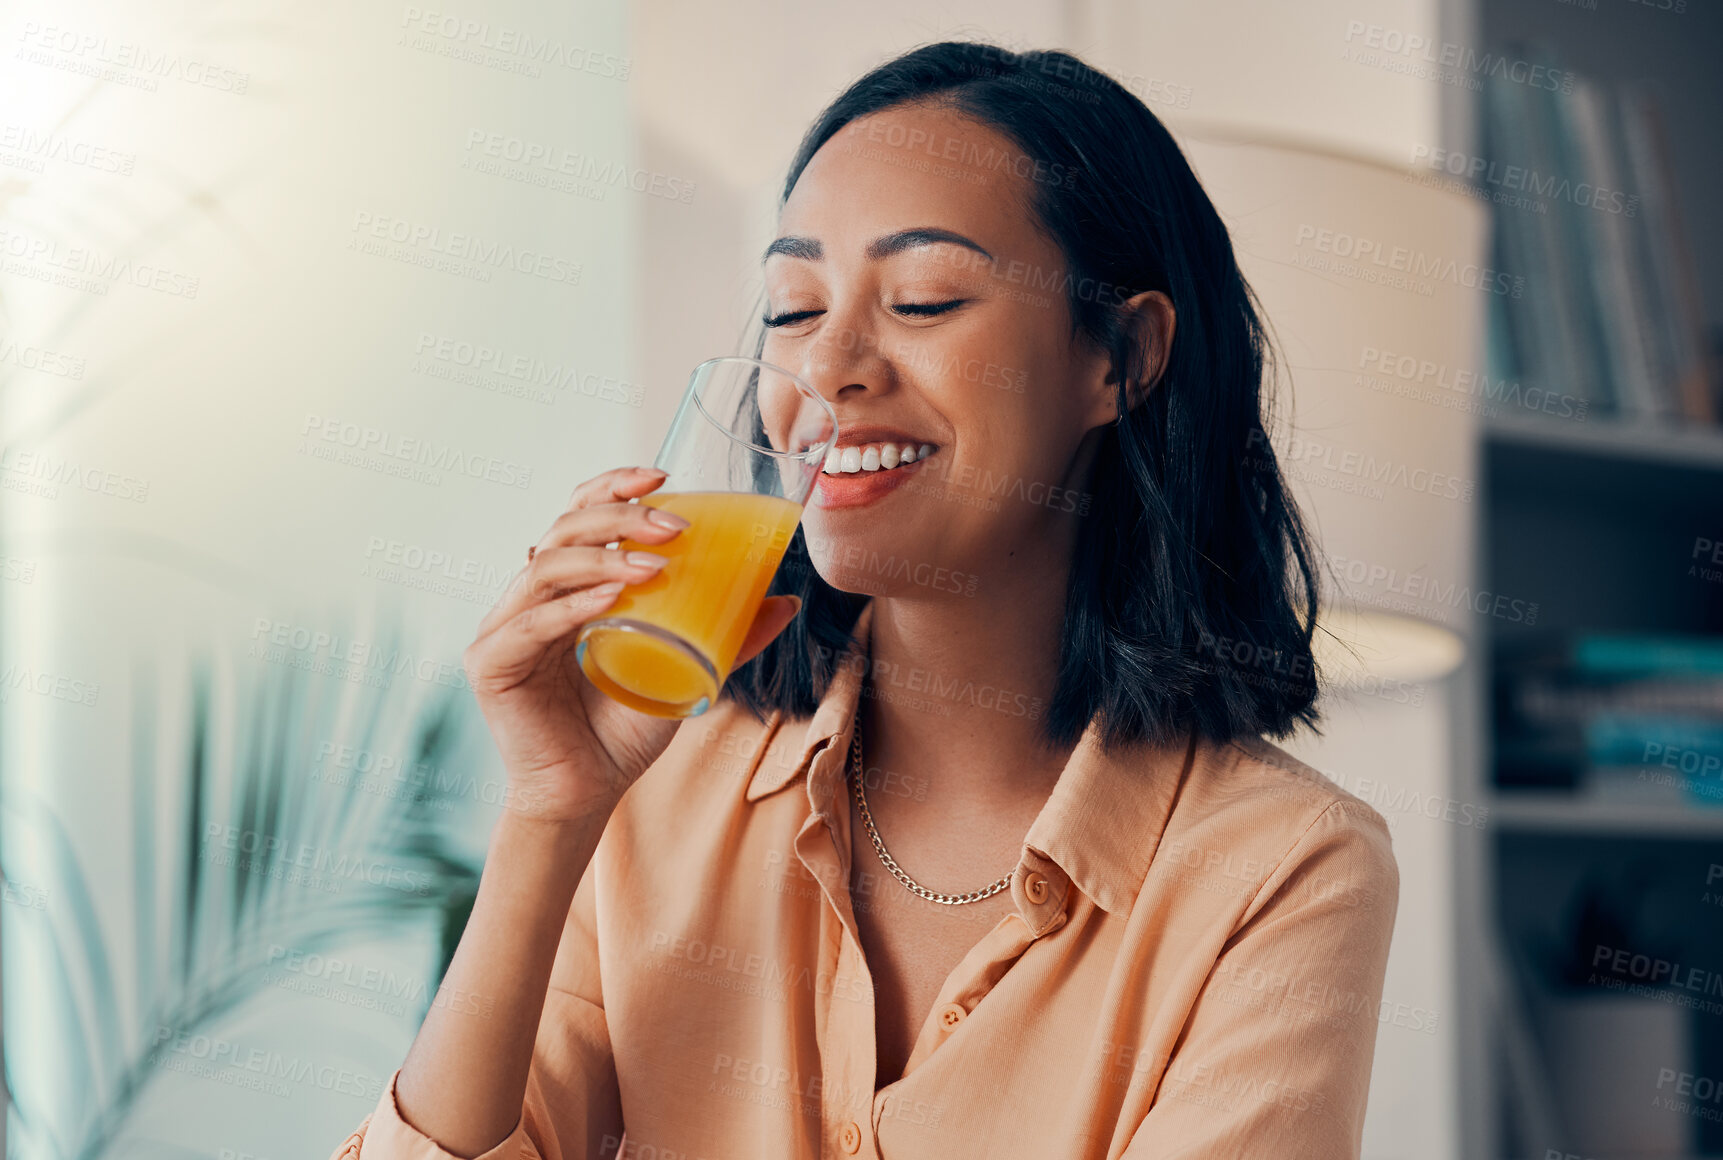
[
  {"xmin": 811, "ymin": 443, "xmax": 937, "ymax": 510},
  {"xmin": 821, "ymin": 441, "xmax": 938, "ymax": 475}
]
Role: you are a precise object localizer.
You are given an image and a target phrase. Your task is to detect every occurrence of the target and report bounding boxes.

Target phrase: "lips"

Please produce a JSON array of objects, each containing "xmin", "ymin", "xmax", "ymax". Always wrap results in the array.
[{"xmin": 811, "ymin": 450, "xmax": 932, "ymax": 509}]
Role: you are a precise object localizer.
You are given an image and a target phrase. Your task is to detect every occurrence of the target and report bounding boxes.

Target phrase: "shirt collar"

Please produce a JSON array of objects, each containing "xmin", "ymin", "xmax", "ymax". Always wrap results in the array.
[{"xmin": 743, "ymin": 599, "xmax": 1198, "ymax": 917}]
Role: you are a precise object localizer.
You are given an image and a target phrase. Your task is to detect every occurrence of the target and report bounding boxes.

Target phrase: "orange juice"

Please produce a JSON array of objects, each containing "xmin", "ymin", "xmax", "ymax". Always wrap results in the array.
[{"xmin": 576, "ymin": 490, "xmax": 803, "ymax": 717}]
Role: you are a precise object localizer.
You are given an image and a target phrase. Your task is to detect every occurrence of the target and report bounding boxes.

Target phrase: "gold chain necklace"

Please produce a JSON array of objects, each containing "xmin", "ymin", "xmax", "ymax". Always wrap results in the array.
[{"xmin": 847, "ymin": 707, "xmax": 1014, "ymax": 906}]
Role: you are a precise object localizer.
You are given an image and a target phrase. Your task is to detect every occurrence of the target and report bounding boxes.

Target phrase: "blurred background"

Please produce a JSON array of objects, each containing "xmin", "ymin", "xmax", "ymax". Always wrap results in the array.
[{"xmin": 1, "ymin": 1, "xmax": 1718, "ymax": 1158}]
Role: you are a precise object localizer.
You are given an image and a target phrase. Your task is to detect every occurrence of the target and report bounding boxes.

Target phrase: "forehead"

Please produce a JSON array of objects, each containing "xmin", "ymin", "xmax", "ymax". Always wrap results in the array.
[{"xmin": 778, "ymin": 102, "xmax": 1040, "ymax": 254}]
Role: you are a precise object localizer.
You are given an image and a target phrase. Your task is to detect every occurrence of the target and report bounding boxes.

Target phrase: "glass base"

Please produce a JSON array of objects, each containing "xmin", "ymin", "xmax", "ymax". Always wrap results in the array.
[{"xmin": 575, "ymin": 618, "xmax": 719, "ymax": 719}]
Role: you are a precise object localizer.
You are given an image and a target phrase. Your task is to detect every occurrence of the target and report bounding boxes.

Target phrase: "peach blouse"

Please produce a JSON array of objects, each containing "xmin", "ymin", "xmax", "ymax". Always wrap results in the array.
[{"xmin": 333, "ymin": 599, "xmax": 1400, "ymax": 1159}]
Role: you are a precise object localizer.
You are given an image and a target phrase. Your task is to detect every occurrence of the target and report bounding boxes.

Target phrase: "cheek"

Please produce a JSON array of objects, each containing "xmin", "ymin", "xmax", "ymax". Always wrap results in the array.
[
  {"xmin": 939, "ymin": 404, "xmax": 1086, "ymax": 521},
  {"xmin": 903, "ymin": 333, "xmax": 1032, "ymax": 414},
  {"xmin": 754, "ymin": 376, "xmax": 802, "ymax": 449},
  {"xmin": 929, "ymin": 308, "xmax": 1067, "ymax": 410},
  {"xmin": 758, "ymin": 332, "xmax": 818, "ymax": 389},
  {"xmin": 743, "ymin": 361, "xmax": 834, "ymax": 461},
  {"xmin": 924, "ymin": 356, "xmax": 1069, "ymax": 459}
]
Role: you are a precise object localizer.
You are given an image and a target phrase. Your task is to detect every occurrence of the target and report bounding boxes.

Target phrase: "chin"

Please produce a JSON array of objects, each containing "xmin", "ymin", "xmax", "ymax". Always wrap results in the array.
[{"xmin": 799, "ymin": 535, "xmax": 982, "ymax": 603}]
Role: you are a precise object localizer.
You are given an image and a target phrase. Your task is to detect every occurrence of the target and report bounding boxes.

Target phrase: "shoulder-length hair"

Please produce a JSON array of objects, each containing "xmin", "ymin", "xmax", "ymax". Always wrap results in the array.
[{"xmin": 722, "ymin": 40, "xmax": 1324, "ymax": 752}]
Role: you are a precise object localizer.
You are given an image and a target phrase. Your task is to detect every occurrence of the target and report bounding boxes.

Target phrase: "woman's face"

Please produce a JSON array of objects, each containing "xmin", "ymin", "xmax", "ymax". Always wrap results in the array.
[{"xmin": 764, "ymin": 101, "xmax": 1118, "ymax": 600}]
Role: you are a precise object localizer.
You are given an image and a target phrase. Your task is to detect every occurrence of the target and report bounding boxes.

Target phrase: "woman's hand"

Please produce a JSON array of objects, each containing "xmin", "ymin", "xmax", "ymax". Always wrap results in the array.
[{"xmin": 463, "ymin": 466, "xmax": 802, "ymax": 823}]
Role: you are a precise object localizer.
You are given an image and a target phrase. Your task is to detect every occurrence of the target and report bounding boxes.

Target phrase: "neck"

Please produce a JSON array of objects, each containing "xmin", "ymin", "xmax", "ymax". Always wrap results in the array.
[{"xmin": 856, "ymin": 556, "xmax": 1077, "ymax": 815}]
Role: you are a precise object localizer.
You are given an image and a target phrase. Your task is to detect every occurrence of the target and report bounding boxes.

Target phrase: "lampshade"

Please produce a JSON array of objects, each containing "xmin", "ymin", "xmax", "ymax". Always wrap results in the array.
[{"xmin": 1177, "ymin": 131, "xmax": 1491, "ymax": 686}]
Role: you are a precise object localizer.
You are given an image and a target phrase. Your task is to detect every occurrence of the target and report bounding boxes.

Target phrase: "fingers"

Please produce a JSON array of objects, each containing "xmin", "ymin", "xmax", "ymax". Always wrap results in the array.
[
  {"xmin": 464, "ymin": 582, "xmax": 626, "ymax": 692},
  {"xmin": 732, "ymin": 595, "xmax": 803, "ymax": 669},
  {"xmin": 478, "ymin": 528, "xmax": 668, "ymax": 639},
  {"xmin": 475, "ymin": 466, "xmax": 683, "ymax": 639},
  {"xmin": 466, "ymin": 551, "xmax": 801, "ymax": 698},
  {"xmin": 568, "ymin": 465, "xmax": 667, "ymax": 512},
  {"xmin": 533, "ymin": 491, "xmax": 689, "ymax": 559},
  {"xmin": 515, "ymin": 544, "xmax": 668, "ymax": 605}
]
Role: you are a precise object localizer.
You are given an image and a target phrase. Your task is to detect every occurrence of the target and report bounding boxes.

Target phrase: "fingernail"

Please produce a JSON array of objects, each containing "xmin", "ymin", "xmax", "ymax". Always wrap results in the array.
[
  {"xmin": 636, "ymin": 466, "xmax": 668, "ymax": 478},
  {"xmin": 589, "ymin": 581, "xmax": 625, "ymax": 598},
  {"xmin": 625, "ymin": 550, "xmax": 668, "ymax": 569},
  {"xmin": 785, "ymin": 595, "xmax": 803, "ymax": 616},
  {"xmin": 646, "ymin": 508, "xmax": 690, "ymax": 530}
]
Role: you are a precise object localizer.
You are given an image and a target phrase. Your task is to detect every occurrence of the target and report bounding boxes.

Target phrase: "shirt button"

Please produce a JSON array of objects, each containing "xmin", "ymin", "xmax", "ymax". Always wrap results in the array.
[
  {"xmin": 939, "ymin": 1002, "xmax": 966, "ymax": 1029},
  {"xmin": 840, "ymin": 1120, "xmax": 862, "ymax": 1153},
  {"xmin": 1025, "ymin": 871, "xmax": 1049, "ymax": 904}
]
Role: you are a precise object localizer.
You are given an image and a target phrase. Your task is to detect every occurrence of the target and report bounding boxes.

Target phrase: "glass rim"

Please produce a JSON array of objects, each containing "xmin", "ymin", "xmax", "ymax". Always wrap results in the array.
[{"xmin": 687, "ymin": 356, "xmax": 838, "ymax": 463}]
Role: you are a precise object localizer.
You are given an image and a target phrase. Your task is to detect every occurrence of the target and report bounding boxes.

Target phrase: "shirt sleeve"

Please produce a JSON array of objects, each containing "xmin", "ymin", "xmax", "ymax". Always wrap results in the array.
[
  {"xmin": 327, "ymin": 845, "xmax": 625, "ymax": 1160},
  {"xmin": 1124, "ymin": 799, "xmax": 1401, "ymax": 1160}
]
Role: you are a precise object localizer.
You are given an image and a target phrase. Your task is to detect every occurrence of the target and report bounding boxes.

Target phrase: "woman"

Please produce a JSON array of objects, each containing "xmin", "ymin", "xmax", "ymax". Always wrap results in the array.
[{"xmin": 333, "ymin": 41, "xmax": 1398, "ymax": 1160}]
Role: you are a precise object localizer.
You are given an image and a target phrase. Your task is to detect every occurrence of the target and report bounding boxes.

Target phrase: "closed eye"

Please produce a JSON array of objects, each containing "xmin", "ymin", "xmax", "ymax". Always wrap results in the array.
[
  {"xmin": 893, "ymin": 299, "xmax": 967, "ymax": 317},
  {"xmin": 761, "ymin": 308, "xmax": 822, "ymax": 328},
  {"xmin": 761, "ymin": 300, "xmax": 969, "ymax": 328}
]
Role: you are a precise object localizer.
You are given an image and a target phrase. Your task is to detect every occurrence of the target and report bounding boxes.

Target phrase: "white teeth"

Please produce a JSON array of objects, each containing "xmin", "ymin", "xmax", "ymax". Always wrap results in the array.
[{"xmin": 821, "ymin": 440, "xmax": 938, "ymax": 474}]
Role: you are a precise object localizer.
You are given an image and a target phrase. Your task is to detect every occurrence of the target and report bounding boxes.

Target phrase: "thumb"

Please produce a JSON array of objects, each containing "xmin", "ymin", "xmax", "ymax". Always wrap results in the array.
[{"xmin": 733, "ymin": 595, "xmax": 801, "ymax": 668}]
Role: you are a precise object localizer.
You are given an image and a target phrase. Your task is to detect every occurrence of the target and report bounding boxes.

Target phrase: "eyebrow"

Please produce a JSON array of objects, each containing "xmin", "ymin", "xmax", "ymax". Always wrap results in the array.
[{"xmin": 762, "ymin": 227, "xmax": 994, "ymax": 265}]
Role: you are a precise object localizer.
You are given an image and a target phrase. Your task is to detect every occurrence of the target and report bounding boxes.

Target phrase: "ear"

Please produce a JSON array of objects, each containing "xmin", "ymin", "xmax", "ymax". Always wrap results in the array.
[
  {"xmin": 1075, "ymin": 289, "xmax": 1178, "ymax": 432},
  {"xmin": 1111, "ymin": 290, "xmax": 1176, "ymax": 417}
]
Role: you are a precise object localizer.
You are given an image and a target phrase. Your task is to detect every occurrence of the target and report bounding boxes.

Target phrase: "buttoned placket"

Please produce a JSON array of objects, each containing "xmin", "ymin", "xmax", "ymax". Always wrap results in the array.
[
  {"xmin": 889, "ymin": 849, "xmax": 1072, "ymax": 1081},
  {"xmin": 791, "ymin": 728, "xmax": 1076, "ymax": 1157},
  {"xmin": 792, "ymin": 734, "xmax": 878, "ymax": 1157}
]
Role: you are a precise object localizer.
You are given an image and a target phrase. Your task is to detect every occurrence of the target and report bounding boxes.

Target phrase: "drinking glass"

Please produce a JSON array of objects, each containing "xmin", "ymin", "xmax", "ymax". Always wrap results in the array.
[{"xmin": 575, "ymin": 356, "xmax": 836, "ymax": 718}]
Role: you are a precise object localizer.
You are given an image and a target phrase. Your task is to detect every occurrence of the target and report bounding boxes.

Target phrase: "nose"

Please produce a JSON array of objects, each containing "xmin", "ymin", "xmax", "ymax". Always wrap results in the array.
[{"xmin": 790, "ymin": 309, "xmax": 893, "ymax": 409}]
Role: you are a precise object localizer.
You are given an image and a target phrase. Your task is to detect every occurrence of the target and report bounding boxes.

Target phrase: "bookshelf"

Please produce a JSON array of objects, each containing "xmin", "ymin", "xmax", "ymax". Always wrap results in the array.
[
  {"xmin": 1490, "ymin": 796, "xmax": 1723, "ymax": 841},
  {"xmin": 1467, "ymin": 410, "xmax": 1723, "ymax": 1158},
  {"xmin": 1484, "ymin": 411, "xmax": 1723, "ymax": 476},
  {"xmin": 1453, "ymin": 1, "xmax": 1723, "ymax": 1158}
]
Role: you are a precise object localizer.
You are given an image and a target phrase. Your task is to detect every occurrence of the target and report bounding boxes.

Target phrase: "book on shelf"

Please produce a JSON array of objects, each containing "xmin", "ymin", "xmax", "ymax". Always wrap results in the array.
[
  {"xmin": 1619, "ymin": 84, "xmax": 1716, "ymax": 424},
  {"xmin": 1563, "ymin": 76, "xmax": 1666, "ymax": 420},
  {"xmin": 1493, "ymin": 632, "xmax": 1723, "ymax": 804},
  {"xmin": 1481, "ymin": 42, "xmax": 1717, "ymax": 426},
  {"xmin": 1506, "ymin": 632, "xmax": 1723, "ymax": 678},
  {"xmin": 1484, "ymin": 43, "xmax": 1604, "ymax": 416},
  {"xmin": 1585, "ymin": 714, "xmax": 1723, "ymax": 807}
]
